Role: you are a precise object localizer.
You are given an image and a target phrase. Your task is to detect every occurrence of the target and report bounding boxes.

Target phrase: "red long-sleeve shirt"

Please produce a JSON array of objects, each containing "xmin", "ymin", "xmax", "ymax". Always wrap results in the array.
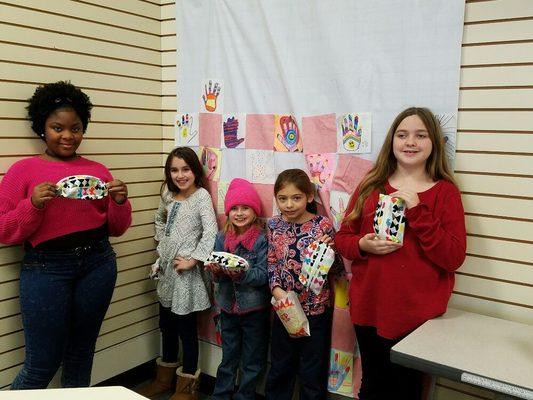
[
  {"xmin": 335, "ymin": 180, "xmax": 466, "ymax": 339},
  {"xmin": 0, "ymin": 156, "xmax": 132, "ymax": 246}
]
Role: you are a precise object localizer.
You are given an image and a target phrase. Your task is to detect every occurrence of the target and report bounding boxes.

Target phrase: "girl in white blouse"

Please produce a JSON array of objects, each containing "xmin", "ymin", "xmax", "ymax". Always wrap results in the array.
[{"xmin": 138, "ymin": 147, "xmax": 217, "ymax": 400}]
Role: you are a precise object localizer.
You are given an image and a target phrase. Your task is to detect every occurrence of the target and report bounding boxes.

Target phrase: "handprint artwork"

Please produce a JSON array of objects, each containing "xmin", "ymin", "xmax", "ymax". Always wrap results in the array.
[
  {"xmin": 341, "ymin": 114, "xmax": 361, "ymax": 151},
  {"xmin": 435, "ymin": 113, "xmax": 457, "ymax": 170},
  {"xmin": 200, "ymin": 147, "xmax": 221, "ymax": 181},
  {"xmin": 329, "ymin": 190, "xmax": 350, "ymax": 231},
  {"xmin": 202, "ymin": 79, "xmax": 222, "ymax": 112},
  {"xmin": 223, "ymin": 114, "xmax": 245, "ymax": 148},
  {"xmin": 175, "ymin": 113, "xmax": 199, "ymax": 147},
  {"xmin": 216, "ymin": 181, "xmax": 230, "ymax": 214},
  {"xmin": 338, "ymin": 113, "xmax": 371, "ymax": 154},
  {"xmin": 274, "ymin": 115, "xmax": 302, "ymax": 152},
  {"xmin": 328, "ymin": 349, "xmax": 353, "ymax": 393},
  {"xmin": 305, "ymin": 153, "xmax": 335, "ymax": 190},
  {"xmin": 246, "ymin": 150, "xmax": 275, "ymax": 184}
]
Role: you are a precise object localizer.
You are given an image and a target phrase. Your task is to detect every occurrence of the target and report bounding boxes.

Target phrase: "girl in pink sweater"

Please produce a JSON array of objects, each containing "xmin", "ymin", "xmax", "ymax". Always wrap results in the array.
[
  {"xmin": 0, "ymin": 81, "xmax": 132, "ymax": 389},
  {"xmin": 335, "ymin": 107, "xmax": 466, "ymax": 400}
]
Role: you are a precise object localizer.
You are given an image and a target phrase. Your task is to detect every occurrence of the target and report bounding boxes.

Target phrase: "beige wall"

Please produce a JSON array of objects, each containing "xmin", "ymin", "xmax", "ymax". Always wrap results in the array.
[
  {"xmin": 434, "ymin": 0, "xmax": 533, "ymax": 398},
  {"xmin": 0, "ymin": 0, "xmax": 164, "ymax": 387},
  {"xmin": 0, "ymin": 0, "xmax": 531, "ymax": 397}
]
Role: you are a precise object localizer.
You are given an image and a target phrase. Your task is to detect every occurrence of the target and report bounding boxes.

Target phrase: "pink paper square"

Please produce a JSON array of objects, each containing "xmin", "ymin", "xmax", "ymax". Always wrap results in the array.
[
  {"xmin": 302, "ymin": 113, "xmax": 337, "ymax": 154},
  {"xmin": 206, "ymin": 180, "xmax": 218, "ymax": 212},
  {"xmin": 252, "ymin": 183, "xmax": 274, "ymax": 218},
  {"xmin": 316, "ymin": 190, "xmax": 332, "ymax": 222},
  {"xmin": 199, "ymin": 113, "xmax": 222, "ymax": 147},
  {"xmin": 197, "ymin": 307, "xmax": 220, "ymax": 345},
  {"xmin": 246, "ymin": 114, "xmax": 275, "ymax": 150},
  {"xmin": 332, "ymin": 155, "xmax": 373, "ymax": 193},
  {"xmin": 331, "ymin": 307, "xmax": 356, "ymax": 352},
  {"xmin": 305, "ymin": 153, "xmax": 336, "ymax": 190},
  {"xmin": 217, "ymin": 214, "xmax": 228, "ymax": 230}
]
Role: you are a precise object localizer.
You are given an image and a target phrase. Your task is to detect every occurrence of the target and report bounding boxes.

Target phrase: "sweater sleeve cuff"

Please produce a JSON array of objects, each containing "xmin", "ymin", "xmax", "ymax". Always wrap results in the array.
[
  {"xmin": 405, "ymin": 202, "xmax": 429, "ymax": 223},
  {"xmin": 20, "ymin": 197, "xmax": 45, "ymax": 225},
  {"xmin": 107, "ymin": 199, "xmax": 132, "ymax": 236}
]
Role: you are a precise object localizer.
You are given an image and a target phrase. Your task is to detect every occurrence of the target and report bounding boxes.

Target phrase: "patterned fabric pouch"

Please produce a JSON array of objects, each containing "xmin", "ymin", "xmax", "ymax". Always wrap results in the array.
[
  {"xmin": 271, "ymin": 291, "xmax": 310, "ymax": 338},
  {"xmin": 299, "ymin": 241, "xmax": 336, "ymax": 295},
  {"xmin": 205, "ymin": 251, "xmax": 249, "ymax": 272},
  {"xmin": 373, "ymin": 193, "xmax": 406, "ymax": 243},
  {"xmin": 56, "ymin": 175, "xmax": 108, "ymax": 200}
]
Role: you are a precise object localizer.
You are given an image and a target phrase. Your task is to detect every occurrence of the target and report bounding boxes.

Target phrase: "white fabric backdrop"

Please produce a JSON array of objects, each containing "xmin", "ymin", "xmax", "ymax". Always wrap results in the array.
[{"xmin": 176, "ymin": 0, "xmax": 465, "ymax": 161}]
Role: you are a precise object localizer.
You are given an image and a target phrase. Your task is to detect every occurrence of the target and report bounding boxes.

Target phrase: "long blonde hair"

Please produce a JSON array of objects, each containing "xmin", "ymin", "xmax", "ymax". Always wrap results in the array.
[
  {"xmin": 345, "ymin": 107, "xmax": 455, "ymax": 221},
  {"xmin": 223, "ymin": 213, "xmax": 264, "ymax": 234}
]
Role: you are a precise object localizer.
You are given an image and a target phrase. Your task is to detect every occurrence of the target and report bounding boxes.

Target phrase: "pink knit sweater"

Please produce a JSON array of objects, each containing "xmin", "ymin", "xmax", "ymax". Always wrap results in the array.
[{"xmin": 0, "ymin": 156, "xmax": 132, "ymax": 246}]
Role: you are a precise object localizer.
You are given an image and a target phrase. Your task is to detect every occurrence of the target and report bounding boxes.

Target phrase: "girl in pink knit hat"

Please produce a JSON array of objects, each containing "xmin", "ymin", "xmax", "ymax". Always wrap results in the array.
[{"xmin": 208, "ymin": 178, "xmax": 271, "ymax": 400}]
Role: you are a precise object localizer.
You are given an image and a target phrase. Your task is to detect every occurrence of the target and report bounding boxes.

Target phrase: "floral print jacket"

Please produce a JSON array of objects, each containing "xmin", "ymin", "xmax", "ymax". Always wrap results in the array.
[{"xmin": 267, "ymin": 214, "xmax": 343, "ymax": 316}]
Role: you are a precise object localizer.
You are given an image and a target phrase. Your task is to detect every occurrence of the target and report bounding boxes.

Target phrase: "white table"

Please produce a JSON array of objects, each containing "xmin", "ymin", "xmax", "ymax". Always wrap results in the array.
[
  {"xmin": 391, "ymin": 308, "xmax": 533, "ymax": 400},
  {"xmin": 0, "ymin": 386, "xmax": 148, "ymax": 399}
]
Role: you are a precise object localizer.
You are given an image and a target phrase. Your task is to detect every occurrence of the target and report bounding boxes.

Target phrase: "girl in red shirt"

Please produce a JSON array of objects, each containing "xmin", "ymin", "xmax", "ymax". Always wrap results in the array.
[{"xmin": 335, "ymin": 107, "xmax": 466, "ymax": 400}]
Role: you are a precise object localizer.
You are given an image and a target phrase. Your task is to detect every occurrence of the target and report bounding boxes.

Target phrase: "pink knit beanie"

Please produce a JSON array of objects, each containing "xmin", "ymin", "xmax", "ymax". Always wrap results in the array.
[{"xmin": 224, "ymin": 178, "xmax": 262, "ymax": 216}]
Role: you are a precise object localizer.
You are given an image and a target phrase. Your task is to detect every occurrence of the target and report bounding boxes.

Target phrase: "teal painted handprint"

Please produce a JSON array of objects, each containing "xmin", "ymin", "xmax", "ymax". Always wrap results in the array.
[{"xmin": 328, "ymin": 351, "xmax": 351, "ymax": 391}]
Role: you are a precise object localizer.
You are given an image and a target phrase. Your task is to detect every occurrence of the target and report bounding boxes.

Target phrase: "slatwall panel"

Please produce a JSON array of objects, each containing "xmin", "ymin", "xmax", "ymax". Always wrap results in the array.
[
  {"xmin": 436, "ymin": 0, "xmax": 533, "ymax": 398},
  {"xmin": 158, "ymin": 1, "xmax": 533, "ymax": 399},
  {"xmin": 0, "ymin": 0, "xmax": 163, "ymax": 388},
  {"xmin": 161, "ymin": 1, "xmax": 178, "ymax": 158}
]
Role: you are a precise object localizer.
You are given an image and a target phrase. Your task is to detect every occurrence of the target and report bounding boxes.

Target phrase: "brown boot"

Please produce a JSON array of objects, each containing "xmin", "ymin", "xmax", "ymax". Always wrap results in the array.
[
  {"xmin": 136, "ymin": 357, "xmax": 180, "ymax": 399},
  {"xmin": 169, "ymin": 367, "xmax": 201, "ymax": 400}
]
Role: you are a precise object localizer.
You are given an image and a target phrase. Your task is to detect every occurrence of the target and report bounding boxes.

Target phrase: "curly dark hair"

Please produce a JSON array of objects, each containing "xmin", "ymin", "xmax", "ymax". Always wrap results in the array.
[{"xmin": 27, "ymin": 81, "xmax": 92, "ymax": 140}]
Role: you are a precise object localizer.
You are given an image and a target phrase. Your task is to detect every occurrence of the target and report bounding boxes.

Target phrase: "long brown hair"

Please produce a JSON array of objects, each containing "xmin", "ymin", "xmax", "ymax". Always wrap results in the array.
[
  {"xmin": 345, "ymin": 107, "xmax": 455, "ymax": 221},
  {"xmin": 274, "ymin": 169, "xmax": 317, "ymax": 214},
  {"xmin": 161, "ymin": 147, "xmax": 207, "ymax": 196}
]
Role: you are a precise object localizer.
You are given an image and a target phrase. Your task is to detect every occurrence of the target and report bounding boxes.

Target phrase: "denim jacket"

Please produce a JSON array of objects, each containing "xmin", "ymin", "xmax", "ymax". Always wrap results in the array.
[{"xmin": 213, "ymin": 231, "xmax": 271, "ymax": 314}]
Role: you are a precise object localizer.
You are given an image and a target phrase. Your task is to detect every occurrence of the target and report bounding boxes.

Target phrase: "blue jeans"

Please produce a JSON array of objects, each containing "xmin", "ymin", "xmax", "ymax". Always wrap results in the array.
[
  {"xmin": 211, "ymin": 309, "xmax": 270, "ymax": 400},
  {"xmin": 11, "ymin": 239, "xmax": 117, "ymax": 389},
  {"xmin": 265, "ymin": 309, "xmax": 332, "ymax": 400}
]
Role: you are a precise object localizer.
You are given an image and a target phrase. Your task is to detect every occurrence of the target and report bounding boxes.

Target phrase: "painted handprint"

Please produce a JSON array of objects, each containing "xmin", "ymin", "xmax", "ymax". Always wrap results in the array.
[
  {"xmin": 341, "ymin": 114, "xmax": 362, "ymax": 151},
  {"xmin": 278, "ymin": 115, "xmax": 301, "ymax": 152},
  {"xmin": 330, "ymin": 197, "xmax": 346, "ymax": 231},
  {"xmin": 201, "ymin": 147, "xmax": 218, "ymax": 180},
  {"xmin": 176, "ymin": 114, "xmax": 197, "ymax": 144},
  {"xmin": 307, "ymin": 154, "xmax": 332, "ymax": 189},
  {"xmin": 328, "ymin": 351, "xmax": 351, "ymax": 392},
  {"xmin": 202, "ymin": 80, "xmax": 221, "ymax": 112},
  {"xmin": 223, "ymin": 116, "xmax": 244, "ymax": 148}
]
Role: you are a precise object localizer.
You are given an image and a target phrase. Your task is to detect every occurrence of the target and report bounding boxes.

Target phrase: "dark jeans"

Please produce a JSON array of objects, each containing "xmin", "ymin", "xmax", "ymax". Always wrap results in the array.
[
  {"xmin": 265, "ymin": 309, "xmax": 332, "ymax": 400},
  {"xmin": 354, "ymin": 325, "xmax": 422, "ymax": 400},
  {"xmin": 159, "ymin": 304, "xmax": 199, "ymax": 374},
  {"xmin": 11, "ymin": 240, "xmax": 117, "ymax": 389},
  {"xmin": 212, "ymin": 309, "xmax": 270, "ymax": 400}
]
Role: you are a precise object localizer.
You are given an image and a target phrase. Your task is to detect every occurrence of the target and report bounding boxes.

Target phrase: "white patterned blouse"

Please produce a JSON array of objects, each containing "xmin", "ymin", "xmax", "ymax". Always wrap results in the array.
[{"xmin": 153, "ymin": 186, "xmax": 217, "ymax": 315}]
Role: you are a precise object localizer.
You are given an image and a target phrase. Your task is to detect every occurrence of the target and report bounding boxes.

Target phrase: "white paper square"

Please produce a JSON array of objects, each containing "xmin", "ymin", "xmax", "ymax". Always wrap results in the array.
[
  {"xmin": 337, "ymin": 112, "xmax": 371, "ymax": 154},
  {"xmin": 329, "ymin": 190, "xmax": 351, "ymax": 231},
  {"xmin": 217, "ymin": 181, "xmax": 230, "ymax": 215},
  {"xmin": 246, "ymin": 150, "xmax": 276, "ymax": 184},
  {"xmin": 273, "ymin": 152, "xmax": 307, "ymax": 176},
  {"xmin": 220, "ymin": 148, "xmax": 246, "ymax": 182},
  {"xmin": 175, "ymin": 113, "xmax": 199, "ymax": 147}
]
